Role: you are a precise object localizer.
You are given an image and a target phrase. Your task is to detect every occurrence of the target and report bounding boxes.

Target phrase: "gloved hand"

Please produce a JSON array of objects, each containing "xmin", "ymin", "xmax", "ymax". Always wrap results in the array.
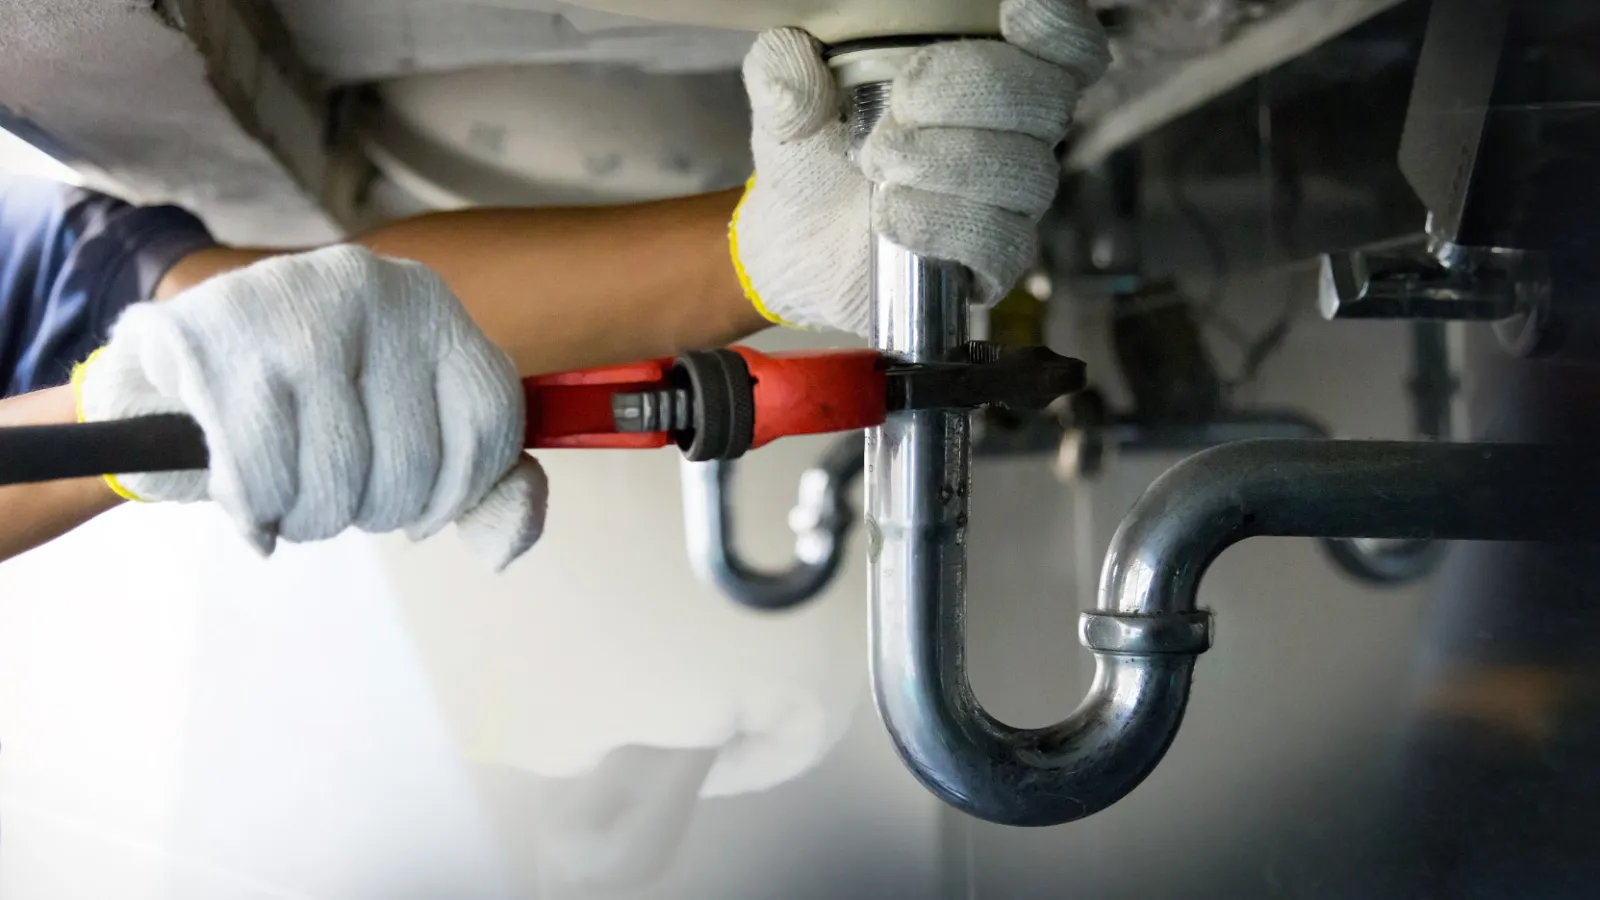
[
  {"xmin": 732, "ymin": 0, "xmax": 1111, "ymax": 335},
  {"xmin": 74, "ymin": 245, "xmax": 547, "ymax": 571}
]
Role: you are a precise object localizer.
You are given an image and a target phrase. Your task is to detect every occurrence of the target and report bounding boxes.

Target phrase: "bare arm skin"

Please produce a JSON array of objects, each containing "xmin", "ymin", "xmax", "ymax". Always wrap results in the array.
[
  {"xmin": 160, "ymin": 189, "xmax": 764, "ymax": 374},
  {"xmin": 0, "ymin": 189, "xmax": 768, "ymax": 561}
]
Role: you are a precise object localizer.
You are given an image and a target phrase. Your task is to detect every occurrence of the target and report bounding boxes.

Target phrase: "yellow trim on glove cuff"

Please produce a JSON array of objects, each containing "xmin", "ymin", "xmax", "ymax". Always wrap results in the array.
[
  {"xmin": 729, "ymin": 175, "xmax": 798, "ymax": 329},
  {"xmin": 70, "ymin": 347, "xmax": 146, "ymax": 503}
]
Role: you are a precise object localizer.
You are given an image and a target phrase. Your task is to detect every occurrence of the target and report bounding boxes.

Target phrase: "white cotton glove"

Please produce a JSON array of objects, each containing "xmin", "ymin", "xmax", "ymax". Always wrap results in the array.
[
  {"xmin": 732, "ymin": 0, "xmax": 1112, "ymax": 335},
  {"xmin": 74, "ymin": 245, "xmax": 547, "ymax": 571}
]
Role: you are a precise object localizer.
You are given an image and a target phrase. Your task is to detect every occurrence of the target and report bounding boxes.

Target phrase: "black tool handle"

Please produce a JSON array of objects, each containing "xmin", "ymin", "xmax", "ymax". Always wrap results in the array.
[{"xmin": 0, "ymin": 415, "xmax": 209, "ymax": 487}]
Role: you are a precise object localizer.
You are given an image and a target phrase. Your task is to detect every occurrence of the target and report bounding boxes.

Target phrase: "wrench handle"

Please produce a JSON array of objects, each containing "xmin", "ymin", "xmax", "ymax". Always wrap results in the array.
[{"xmin": 0, "ymin": 414, "xmax": 208, "ymax": 487}]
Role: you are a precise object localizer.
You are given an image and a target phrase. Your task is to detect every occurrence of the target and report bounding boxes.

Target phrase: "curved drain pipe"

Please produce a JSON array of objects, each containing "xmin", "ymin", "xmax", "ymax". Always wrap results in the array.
[
  {"xmin": 876, "ymin": 438, "xmax": 1597, "ymax": 826},
  {"xmin": 681, "ymin": 433, "xmax": 863, "ymax": 611},
  {"xmin": 833, "ymin": 42, "xmax": 1592, "ymax": 826}
]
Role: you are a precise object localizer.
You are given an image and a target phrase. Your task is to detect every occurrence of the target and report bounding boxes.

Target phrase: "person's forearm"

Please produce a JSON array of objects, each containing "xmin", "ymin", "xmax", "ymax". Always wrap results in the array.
[
  {"xmin": 158, "ymin": 189, "xmax": 769, "ymax": 375},
  {"xmin": 0, "ymin": 386, "xmax": 122, "ymax": 559},
  {"xmin": 2, "ymin": 191, "xmax": 767, "ymax": 563}
]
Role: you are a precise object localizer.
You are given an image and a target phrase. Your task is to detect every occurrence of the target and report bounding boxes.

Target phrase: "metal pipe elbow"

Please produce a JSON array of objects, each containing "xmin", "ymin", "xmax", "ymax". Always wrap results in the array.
[
  {"xmin": 681, "ymin": 434, "xmax": 863, "ymax": 611},
  {"xmin": 874, "ymin": 441, "xmax": 1245, "ymax": 827},
  {"xmin": 880, "ymin": 438, "xmax": 1583, "ymax": 827},
  {"xmin": 875, "ymin": 645, "xmax": 1202, "ymax": 827},
  {"xmin": 874, "ymin": 579, "xmax": 1208, "ymax": 826}
]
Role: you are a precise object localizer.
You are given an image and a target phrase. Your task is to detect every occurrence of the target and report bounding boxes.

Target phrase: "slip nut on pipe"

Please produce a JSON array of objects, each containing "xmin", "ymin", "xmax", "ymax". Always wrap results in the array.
[{"xmin": 1079, "ymin": 611, "xmax": 1214, "ymax": 655}]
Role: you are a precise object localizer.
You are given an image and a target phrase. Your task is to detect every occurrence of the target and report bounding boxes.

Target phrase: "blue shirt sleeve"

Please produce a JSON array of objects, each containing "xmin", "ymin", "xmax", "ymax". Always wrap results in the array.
[{"xmin": 0, "ymin": 175, "xmax": 217, "ymax": 396}]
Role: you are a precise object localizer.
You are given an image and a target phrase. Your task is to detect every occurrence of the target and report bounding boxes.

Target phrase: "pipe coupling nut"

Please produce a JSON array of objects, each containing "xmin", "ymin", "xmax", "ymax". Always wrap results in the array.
[{"xmin": 1080, "ymin": 610, "xmax": 1213, "ymax": 655}]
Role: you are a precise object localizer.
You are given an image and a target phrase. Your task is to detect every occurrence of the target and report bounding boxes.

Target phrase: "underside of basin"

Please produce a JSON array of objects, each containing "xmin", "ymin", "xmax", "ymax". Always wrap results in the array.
[{"xmin": 559, "ymin": 0, "xmax": 1003, "ymax": 43}]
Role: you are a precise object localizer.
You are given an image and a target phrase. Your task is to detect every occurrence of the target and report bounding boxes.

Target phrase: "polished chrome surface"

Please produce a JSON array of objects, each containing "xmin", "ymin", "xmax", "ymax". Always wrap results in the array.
[
  {"xmin": 1080, "ymin": 610, "xmax": 1213, "ymax": 655},
  {"xmin": 848, "ymin": 61, "xmax": 1205, "ymax": 826},
  {"xmin": 1317, "ymin": 247, "xmax": 1522, "ymax": 322},
  {"xmin": 873, "ymin": 428, "xmax": 1598, "ymax": 825},
  {"xmin": 842, "ymin": 56, "xmax": 1546, "ymax": 829},
  {"xmin": 680, "ymin": 435, "xmax": 863, "ymax": 612},
  {"xmin": 1102, "ymin": 440, "xmax": 1595, "ymax": 620},
  {"xmin": 845, "ymin": 81, "xmax": 893, "ymax": 150}
]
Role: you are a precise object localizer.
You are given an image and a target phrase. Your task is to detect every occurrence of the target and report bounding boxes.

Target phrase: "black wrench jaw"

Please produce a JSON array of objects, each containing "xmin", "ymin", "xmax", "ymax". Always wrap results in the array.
[{"xmin": 885, "ymin": 343, "xmax": 1088, "ymax": 414}]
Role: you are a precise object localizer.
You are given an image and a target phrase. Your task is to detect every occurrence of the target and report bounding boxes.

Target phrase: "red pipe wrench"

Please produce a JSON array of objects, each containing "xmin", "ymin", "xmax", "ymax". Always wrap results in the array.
[{"xmin": 0, "ymin": 344, "xmax": 1083, "ymax": 485}]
